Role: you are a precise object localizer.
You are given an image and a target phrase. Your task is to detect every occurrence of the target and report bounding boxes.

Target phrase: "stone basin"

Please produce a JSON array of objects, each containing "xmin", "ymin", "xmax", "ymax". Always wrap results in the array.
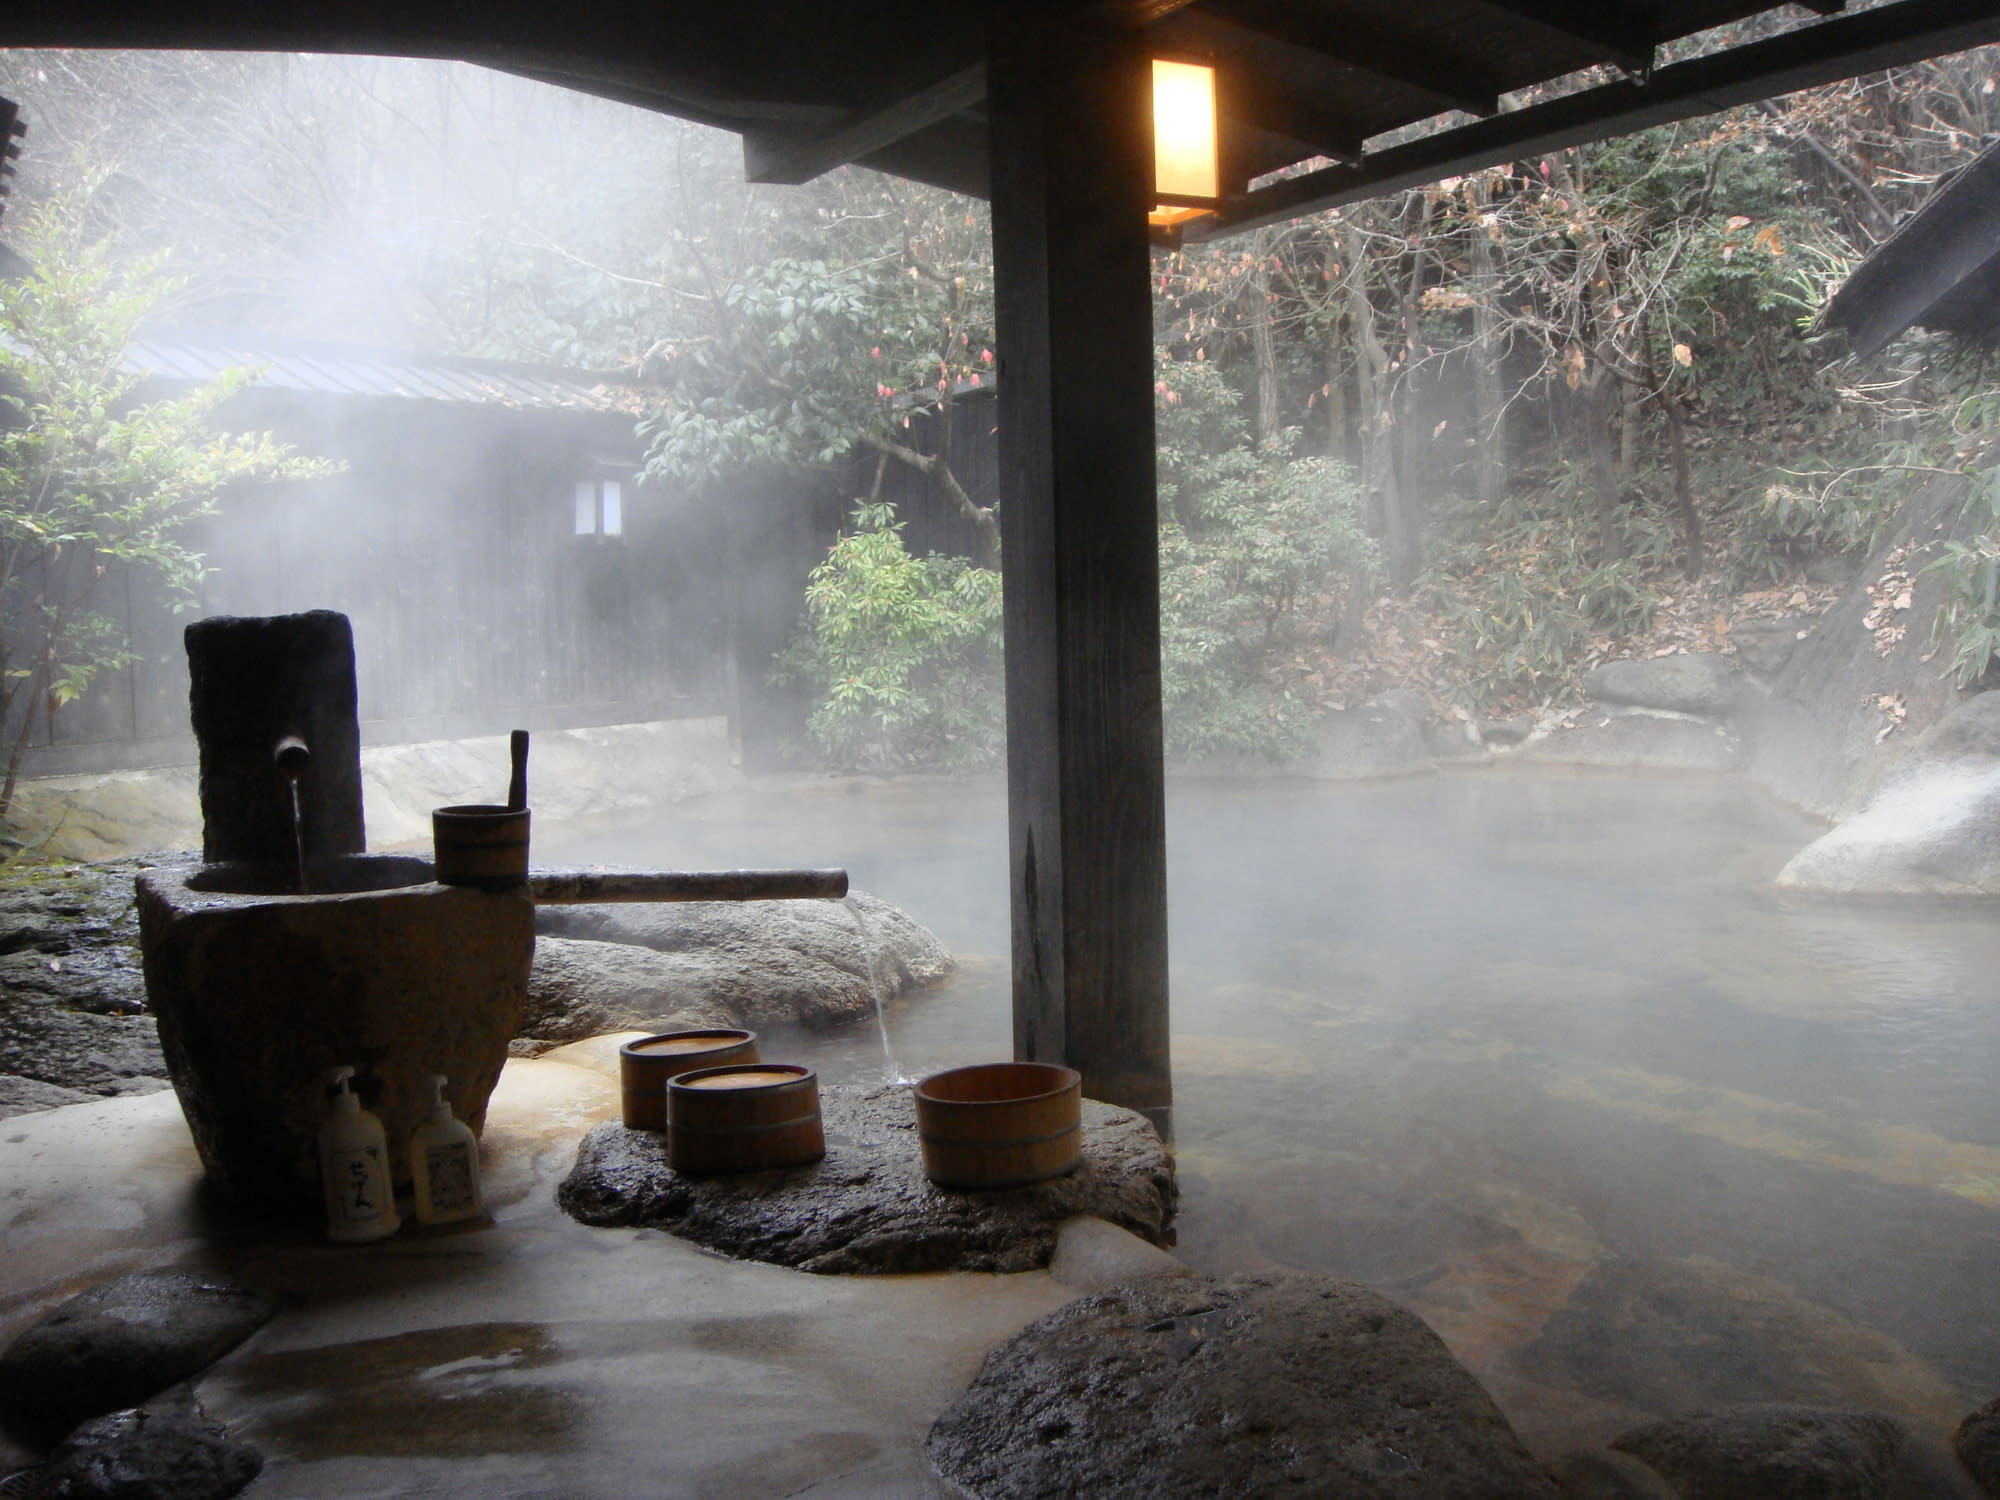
[{"xmin": 137, "ymin": 854, "xmax": 534, "ymax": 1218}]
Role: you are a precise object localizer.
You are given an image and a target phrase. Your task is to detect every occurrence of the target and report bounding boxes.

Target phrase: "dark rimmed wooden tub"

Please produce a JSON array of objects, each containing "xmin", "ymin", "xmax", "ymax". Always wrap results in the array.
[
  {"xmin": 618, "ymin": 1029, "xmax": 760, "ymax": 1131},
  {"xmin": 667, "ymin": 1064, "xmax": 825, "ymax": 1174}
]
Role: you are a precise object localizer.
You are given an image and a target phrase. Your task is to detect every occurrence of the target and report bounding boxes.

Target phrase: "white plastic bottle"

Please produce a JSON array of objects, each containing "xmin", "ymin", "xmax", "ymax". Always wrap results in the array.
[
  {"xmin": 318, "ymin": 1065, "xmax": 401, "ymax": 1242},
  {"xmin": 409, "ymin": 1074, "xmax": 484, "ymax": 1225}
]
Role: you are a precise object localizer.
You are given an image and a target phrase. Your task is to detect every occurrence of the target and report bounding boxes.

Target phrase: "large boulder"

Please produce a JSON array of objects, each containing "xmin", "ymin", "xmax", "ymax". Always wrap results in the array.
[
  {"xmin": 1740, "ymin": 472, "xmax": 1977, "ymax": 820},
  {"xmin": 1610, "ymin": 1404, "xmax": 1978, "ymax": 1500},
  {"xmin": 1779, "ymin": 692, "xmax": 2000, "ymax": 895},
  {"xmin": 1957, "ymin": 1396, "xmax": 2000, "ymax": 1496},
  {"xmin": 0, "ymin": 1272, "xmax": 276, "ymax": 1450},
  {"xmin": 522, "ymin": 938, "xmax": 736, "ymax": 1046},
  {"xmin": 1306, "ymin": 699, "xmax": 1435, "ymax": 780},
  {"xmin": 0, "ymin": 857, "xmax": 171, "ymax": 1108},
  {"xmin": 0, "ymin": 1074, "xmax": 100, "ymax": 1118},
  {"xmin": 24, "ymin": 1406, "xmax": 262, "ymax": 1499},
  {"xmin": 925, "ymin": 1269, "xmax": 1559, "ymax": 1499},
  {"xmin": 0, "ymin": 1001, "xmax": 167, "ymax": 1105},
  {"xmin": 529, "ymin": 889, "xmax": 950, "ymax": 1040},
  {"xmin": 556, "ymin": 1083, "xmax": 1174, "ymax": 1274},
  {"xmin": 1584, "ymin": 653, "xmax": 1742, "ymax": 716},
  {"xmin": 1525, "ymin": 711, "xmax": 1741, "ymax": 772},
  {"xmin": 1730, "ymin": 617, "xmax": 1810, "ymax": 679}
]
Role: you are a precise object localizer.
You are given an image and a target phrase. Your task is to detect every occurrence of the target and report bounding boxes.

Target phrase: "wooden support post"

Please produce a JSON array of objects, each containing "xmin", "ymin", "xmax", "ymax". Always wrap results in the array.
[{"xmin": 987, "ymin": 10, "xmax": 1171, "ymax": 1136}]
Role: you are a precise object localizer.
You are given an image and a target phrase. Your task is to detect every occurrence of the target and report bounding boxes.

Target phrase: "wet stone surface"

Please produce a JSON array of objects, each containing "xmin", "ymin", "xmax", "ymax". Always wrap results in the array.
[
  {"xmin": 1957, "ymin": 1397, "xmax": 2000, "ymax": 1497},
  {"xmin": 0, "ymin": 858, "xmax": 180, "ymax": 1116},
  {"xmin": 1609, "ymin": 1403, "xmax": 1976, "ymax": 1500},
  {"xmin": 925, "ymin": 1269, "xmax": 1560, "ymax": 1500},
  {"xmin": 12, "ymin": 1405, "xmax": 263, "ymax": 1500},
  {"xmin": 526, "ymin": 890, "xmax": 952, "ymax": 1049},
  {"xmin": 518, "ymin": 937, "xmax": 735, "ymax": 1052},
  {"xmin": 0, "ymin": 1272, "xmax": 276, "ymax": 1451},
  {"xmin": 556, "ymin": 1084, "xmax": 1175, "ymax": 1274}
]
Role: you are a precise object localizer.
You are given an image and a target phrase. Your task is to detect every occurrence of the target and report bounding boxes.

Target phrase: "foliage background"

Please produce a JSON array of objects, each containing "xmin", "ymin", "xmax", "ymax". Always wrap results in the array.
[{"xmin": 2, "ymin": 41, "xmax": 1998, "ymax": 772}]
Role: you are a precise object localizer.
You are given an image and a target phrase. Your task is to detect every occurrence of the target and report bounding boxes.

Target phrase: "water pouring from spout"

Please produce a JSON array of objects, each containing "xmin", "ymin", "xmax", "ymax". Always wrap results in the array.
[
  {"xmin": 844, "ymin": 894, "xmax": 909, "ymax": 1086},
  {"xmin": 274, "ymin": 733, "xmax": 311, "ymax": 894}
]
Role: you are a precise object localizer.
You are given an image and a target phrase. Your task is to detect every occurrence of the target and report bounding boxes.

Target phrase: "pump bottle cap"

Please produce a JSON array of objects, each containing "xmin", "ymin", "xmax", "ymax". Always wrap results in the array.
[
  {"xmin": 426, "ymin": 1074, "xmax": 455, "ymax": 1120},
  {"xmin": 325, "ymin": 1064, "xmax": 360, "ymax": 1115}
]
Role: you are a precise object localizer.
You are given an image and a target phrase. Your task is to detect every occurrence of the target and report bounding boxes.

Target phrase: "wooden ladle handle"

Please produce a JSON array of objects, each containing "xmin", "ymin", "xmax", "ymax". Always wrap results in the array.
[{"xmin": 507, "ymin": 729, "xmax": 529, "ymax": 811}]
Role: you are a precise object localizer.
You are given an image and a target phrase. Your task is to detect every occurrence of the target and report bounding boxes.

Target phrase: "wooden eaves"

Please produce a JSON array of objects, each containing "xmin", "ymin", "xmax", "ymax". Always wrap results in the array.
[
  {"xmin": 7, "ymin": 1, "xmax": 2000, "ymax": 1134},
  {"xmin": 12, "ymin": 3, "xmax": 2000, "ymax": 239},
  {"xmin": 1824, "ymin": 139, "xmax": 2000, "ymax": 360}
]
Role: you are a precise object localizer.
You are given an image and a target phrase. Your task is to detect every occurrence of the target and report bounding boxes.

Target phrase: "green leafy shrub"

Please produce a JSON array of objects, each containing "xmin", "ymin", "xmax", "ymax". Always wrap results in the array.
[
  {"xmin": 774, "ymin": 501, "xmax": 1003, "ymax": 769},
  {"xmin": 1424, "ymin": 475, "xmax": 1662, "ymax": 711},
  {"xmin": 1925, "ymin": 461, "xmax": 2000, "ymax": 688},
  {"xmin": 0, "ymin": 200, "xmax": 335, "ymax": 815},
  {"xmin": 1159, "ymin": 451, "xmax": 1374, "ymax": 759},
  {"xmin": 1155, "ymin": 355, "xmax": 1377, "ymax": 760}
]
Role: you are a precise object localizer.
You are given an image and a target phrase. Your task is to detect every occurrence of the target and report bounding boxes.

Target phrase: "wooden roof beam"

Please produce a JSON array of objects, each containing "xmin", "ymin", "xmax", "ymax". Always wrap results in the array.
[
  {"xmin": 1163, "ymin": 5, "xmax": 1500, "ymax": 118},
  {"xmin": 1209, "ymin": 0, "xmax": 2000, "ymax": 236},
  {"xmin": 1464, "ymin": 1, "xmax": 1657, "ymax": 74},
  {"xmin": 1223, "ymin": 69, "xmax": 1367, "ymax": 167},
  {"xmin": 744, "ymin": 62, "xmax": 986, "ymax": 185}
]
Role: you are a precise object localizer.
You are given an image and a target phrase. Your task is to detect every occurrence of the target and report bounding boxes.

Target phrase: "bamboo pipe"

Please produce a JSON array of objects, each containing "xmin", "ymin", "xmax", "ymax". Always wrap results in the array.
[{"xmin": 526, "ymin": 869, "xmax": 849, "ymax": 904}]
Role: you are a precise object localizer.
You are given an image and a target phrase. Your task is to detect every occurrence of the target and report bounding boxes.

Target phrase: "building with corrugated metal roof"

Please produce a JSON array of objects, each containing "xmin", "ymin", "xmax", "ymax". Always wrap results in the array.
[{"xmin": 22, "ymin": 330, "xmax": 763, "ymax": 775}]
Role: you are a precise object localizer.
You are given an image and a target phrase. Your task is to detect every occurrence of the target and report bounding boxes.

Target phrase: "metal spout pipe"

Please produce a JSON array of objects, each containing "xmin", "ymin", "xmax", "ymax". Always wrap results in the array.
[
  {"xmin": 273, "ymin": 734, "xmax": 311, "ymax": 781},
  {"xmin": 526, "ymin": 869, "xmax": 848, "ymax": 905}
]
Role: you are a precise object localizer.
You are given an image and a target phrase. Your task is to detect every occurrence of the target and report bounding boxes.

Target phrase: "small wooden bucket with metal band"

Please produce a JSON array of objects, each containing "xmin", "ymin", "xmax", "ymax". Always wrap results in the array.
[
  {"xmin": 914, "ymin": 1062, "xmax": 1083, "ymax": 1190},
  {"xmin": 431, "ymin": 804, "xmax": 530, "ymax": 889},
  {"xmin": 667, "ymin": 1064, "xmax": 824, "ymax": 1174},
  {"xmin": 616, "ymin": 1029, "xmax": 759, "ymax": 1132}
]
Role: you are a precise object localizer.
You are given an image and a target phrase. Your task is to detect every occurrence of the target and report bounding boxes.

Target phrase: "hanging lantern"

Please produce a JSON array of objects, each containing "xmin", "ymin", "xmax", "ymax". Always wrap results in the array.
[{"xmin": 1150, "ymin": 59, "xmax": 1218, "ymax": 230}]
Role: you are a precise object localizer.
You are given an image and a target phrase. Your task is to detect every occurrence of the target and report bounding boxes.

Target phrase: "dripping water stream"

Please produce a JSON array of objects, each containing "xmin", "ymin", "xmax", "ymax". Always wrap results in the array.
[
  {"xmin": 844, "ymin": 894, "xmax": 908, "ymax": 1085},
  {"xmin": 288, "ymin": 780, "xmax": 309, "ymax": 896}
]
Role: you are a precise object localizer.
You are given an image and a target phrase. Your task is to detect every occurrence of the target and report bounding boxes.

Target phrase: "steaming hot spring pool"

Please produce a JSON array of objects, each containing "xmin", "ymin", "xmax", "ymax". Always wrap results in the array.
[{"xmin": 547, "ymin": 766, "xmax": 2000, "ymax": 1454}]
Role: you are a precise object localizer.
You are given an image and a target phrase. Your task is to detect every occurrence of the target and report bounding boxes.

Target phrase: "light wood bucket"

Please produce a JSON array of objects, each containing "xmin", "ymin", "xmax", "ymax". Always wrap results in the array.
[
  {"xmin": 432, "ymin": 804, "xmax": 530, "ymax": 889},
  {"xmin": 914, "ymin": 1062, "xmax": 1083, "ymax": 1190},
  {"xmin": 667, "ymin": 1064, "xmax": 824, "ymax": 1174},
  {"xmin": 617, "ymin": 1029, "xmax": 759, "ymax": 1131}
]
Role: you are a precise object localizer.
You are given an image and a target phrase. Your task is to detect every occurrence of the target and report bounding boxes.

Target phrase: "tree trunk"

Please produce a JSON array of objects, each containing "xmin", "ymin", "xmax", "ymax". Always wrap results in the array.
[
  {"xmin": 1620, "ymin": 378, "xmax": 1644, "ymax": 481},
  {"xmin": 1468, "ymin": 174, "xmax": 1508, "ymax": 510},
  {"xmin": 1321, "ymin": 239, "xmax": 1349, "ymax": 462},
  {"xmin": 1583, "ymin": 365, "xmax": 1626, "ymax": 565},
  {"xmin": 1249, "ymin": 228, "xmax": 1281, "ymax": 448},
  {"xmin": 1343, "ymin": 217, "xmax": 1415, "ymax": 590}
]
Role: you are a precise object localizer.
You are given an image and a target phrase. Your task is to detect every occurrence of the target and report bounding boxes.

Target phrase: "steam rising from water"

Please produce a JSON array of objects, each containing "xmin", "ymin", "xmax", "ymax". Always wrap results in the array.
[{"xmin": 548, "ymin": 767, "xmax": 2000, "ymax": 1452}]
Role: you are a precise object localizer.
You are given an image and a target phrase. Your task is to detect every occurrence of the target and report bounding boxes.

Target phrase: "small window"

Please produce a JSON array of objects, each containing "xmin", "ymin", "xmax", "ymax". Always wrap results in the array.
[{"xmin": 572, "ymin": 476, "xmax": 625, "ymax": 537}]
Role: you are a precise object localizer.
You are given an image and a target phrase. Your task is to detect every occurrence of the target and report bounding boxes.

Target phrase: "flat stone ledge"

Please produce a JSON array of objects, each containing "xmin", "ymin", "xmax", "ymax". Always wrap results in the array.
[{"xmin": 555, "ymin": 1083, "xmax": 1176, "ymax": 1275}]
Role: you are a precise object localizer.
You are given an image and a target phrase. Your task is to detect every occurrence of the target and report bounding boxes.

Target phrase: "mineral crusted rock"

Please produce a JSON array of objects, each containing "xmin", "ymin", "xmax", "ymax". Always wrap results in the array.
[
  {"xmin": 557, "ymin": 1083, "xmax": 1174, "ymax": 1274},
  {"xmin": 0, "ymin": 1272, "xmax": 275, "ymax": 1450},
  {"xmin": 27, "ymin": 1406, "xmax": 262, "ymax": 1499},
  {"xmin": 926, "ymin": 1269, "xmax": 1559, "ymax": 1499},
  {"xmin": 1584, "ymin": 653, "xmax": 1742, "ymax": 716},
  {"xmin": 531, "ymin": 890, "xmax": 950, "ymax": 1040},
  {"xmin": 1611, "ymin": 1403, "xmax": 1976, "ymax": 1500},
  {"xmin": 1956, "ymin": 1396, "xmax": 2000, "ymax": 1497}
]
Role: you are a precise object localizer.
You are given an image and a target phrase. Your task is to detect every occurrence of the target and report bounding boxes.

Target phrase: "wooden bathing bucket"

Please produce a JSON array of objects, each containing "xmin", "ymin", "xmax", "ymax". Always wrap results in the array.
[
  {"xmin": 667, "ymin": 1064, "xmax": 824, "ymax": 1174},
  {"xmin": 432, "ymin": 804, "xmax": 530, "ymax": 888},
  {"xmin": 914, "ymin": 1062, "xmax": 1083, "ymax": 1190},
  {"xmin": 617, "ymin": 1030, "xmax": 759, "ymax": 1131}
]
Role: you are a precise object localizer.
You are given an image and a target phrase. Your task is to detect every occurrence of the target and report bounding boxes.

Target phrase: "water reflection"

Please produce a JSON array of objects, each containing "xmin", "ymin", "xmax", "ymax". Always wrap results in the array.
[{"xmin": 546, "ymin": 766, "xmax": 2000, "ymax": 1453}]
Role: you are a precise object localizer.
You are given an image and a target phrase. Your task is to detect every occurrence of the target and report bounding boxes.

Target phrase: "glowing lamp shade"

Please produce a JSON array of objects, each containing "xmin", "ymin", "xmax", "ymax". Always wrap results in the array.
[{"xmin": 1151, "ymin": 58, "xmax": 1218, "ymax": 226}]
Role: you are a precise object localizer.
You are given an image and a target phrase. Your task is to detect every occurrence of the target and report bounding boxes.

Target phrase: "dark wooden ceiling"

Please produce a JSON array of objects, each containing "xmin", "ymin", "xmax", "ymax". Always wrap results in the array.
[{"xmin": 8, "ymin": 0, "xmax": 2000, "ymax": 239}]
